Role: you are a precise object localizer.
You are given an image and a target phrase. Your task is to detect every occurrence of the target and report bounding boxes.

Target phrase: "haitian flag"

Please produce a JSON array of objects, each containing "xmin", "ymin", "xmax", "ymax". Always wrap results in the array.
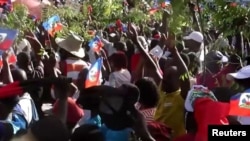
[
  {"xmin": 161, "ymin": 0, "xmax": 171, "ymax": 8},
  {"xmin": 0, "ymin": 28, "xmax": 18, "ymax": 51},
  {"xmin": 229, "ymin": 92, "xmax": 250, "ymax": 117},
  {"xmin": 42, "ymin": 15, "xmax": 62, "ymax": 36},
  {"xmin": 88, "ymin": 36, "xmax": 104, "ymax": 53},
  {"xmin": 85, "ymin": 58, "xmax": 103, "ymax": 88}
]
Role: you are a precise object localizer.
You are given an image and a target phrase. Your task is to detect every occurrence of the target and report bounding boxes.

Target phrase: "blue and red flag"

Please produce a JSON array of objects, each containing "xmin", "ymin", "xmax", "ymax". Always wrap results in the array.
[
  {"xmin": 229, "ymin": 92, "xmax": 250, "ymax": 116},
  {"xmin": 0, "ymin": 28, "xmax": 18, "ymax": 51},
  {"xmin": 161, "ymin": 0, "xmax": 171, "ymax": 8},
  {"xmin": 42, "ymin": 15, "xmax": 63, "ymax": 36},
  {"xmin": 88, "ymin": 36, "xmax": 104, "ymax": 53},
  {"xmin": 85, "ymin": 58, "xmax": 103, "ymax": 88}
]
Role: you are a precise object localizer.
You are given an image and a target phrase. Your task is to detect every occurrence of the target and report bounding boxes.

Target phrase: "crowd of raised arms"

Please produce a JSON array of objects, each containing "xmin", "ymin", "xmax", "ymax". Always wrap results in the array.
[{"xmin": 0, "ymin": 0, "xmax": 250, "ymax": 141}]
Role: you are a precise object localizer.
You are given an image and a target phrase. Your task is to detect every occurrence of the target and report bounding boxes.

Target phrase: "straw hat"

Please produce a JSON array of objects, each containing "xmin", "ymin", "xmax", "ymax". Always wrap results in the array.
[{"xmin": 55, "ymin": 33, "xmax": 85, "ymax": 58}]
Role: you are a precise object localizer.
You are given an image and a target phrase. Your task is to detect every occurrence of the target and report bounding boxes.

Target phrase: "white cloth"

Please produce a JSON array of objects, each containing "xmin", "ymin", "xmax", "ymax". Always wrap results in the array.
[
  {"xmin": 109, "ymin": 69, "xmax": 131, "ymax": 88},
  {"xmin": 18, "ymin": 93, "xmax": 38, "ymax": 125}
]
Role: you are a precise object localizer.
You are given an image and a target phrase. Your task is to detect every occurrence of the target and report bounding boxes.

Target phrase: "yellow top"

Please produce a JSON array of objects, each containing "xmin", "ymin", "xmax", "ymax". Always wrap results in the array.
[{"xmin": 154, "ymin": 89, "xmax": 186, "ymax": 139}]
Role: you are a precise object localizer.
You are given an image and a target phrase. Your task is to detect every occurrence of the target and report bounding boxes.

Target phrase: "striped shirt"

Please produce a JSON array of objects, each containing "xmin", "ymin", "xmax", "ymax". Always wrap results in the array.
[
  {"xmin": 140, "ymin": 108, "xmax": 156, "ymax": 122},
  {"xmin": 64, "ymin": 59, "xmax": 90, "ymax": 84}
]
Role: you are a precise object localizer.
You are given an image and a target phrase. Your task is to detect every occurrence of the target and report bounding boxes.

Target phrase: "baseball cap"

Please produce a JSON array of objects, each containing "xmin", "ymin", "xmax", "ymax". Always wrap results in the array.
[
  {"xmin": 205, "ymin": 51, "xmax": 228, "ymax": 63},
  {"xmin": 227, "ymin": 65, "xmax": 250, "ymax": 80},
  {"xmin": 183, "ymin": 31, "xmax": 204, "ymax": 43}
]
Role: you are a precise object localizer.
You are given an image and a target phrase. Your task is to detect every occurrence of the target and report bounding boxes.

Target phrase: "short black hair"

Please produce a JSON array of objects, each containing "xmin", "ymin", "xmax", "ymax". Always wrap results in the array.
[
  {"xmin": 17, "ymin": 52, "xmax": 31, "ymax": 66},
  {"xmin": 71, "ymin": 124, "xmax": 104, "ymax": 141},
  {"xmin": 109, "ymin": 52, "xmax": 128, "ymax": 69},
  {"xmin": 135, "ymin": 77, "xmax": 159, "ymax": 108}
]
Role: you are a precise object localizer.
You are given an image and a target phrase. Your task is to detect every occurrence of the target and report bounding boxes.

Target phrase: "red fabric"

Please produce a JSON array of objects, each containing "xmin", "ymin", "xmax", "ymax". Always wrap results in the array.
[
  {"xmin": 173, "ymin": 133, "xmax": 195, "ymax": 141},
  {"xmin": 147, "ymin": 121, "xmax": 171, "ymax": 141},
  {"xmin": 53, "ymin": 97, "xmax": 84, "ymax": 124},
  {"xmin": 0, "ymin": 81, "xmax": 24, "ymax": 99},
  {"xmin": 194, "ymin": 98, "xmax": 230, "ymax": 141},
  {"xmin": 130, "ymin": 53, "xmax": 141, "ymax": 72},
  {"xmin": 229, "ymin": 93, "xmax": 250, "ymax": 116}
]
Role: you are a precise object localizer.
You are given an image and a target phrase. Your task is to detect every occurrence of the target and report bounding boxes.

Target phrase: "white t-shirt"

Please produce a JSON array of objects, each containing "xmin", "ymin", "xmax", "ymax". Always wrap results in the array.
[{"xmin": 109, "ymin": 69, "xmax": 131, "ymax": 88}]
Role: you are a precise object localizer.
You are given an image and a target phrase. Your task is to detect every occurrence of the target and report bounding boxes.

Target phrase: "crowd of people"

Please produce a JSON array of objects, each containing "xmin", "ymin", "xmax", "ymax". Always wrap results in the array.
[{"xmin": 0, "ymin": 1, "xmax": 250, "ymax": 141}]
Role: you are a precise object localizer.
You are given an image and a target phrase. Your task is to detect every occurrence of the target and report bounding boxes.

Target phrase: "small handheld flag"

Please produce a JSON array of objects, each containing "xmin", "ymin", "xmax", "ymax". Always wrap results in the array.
[
  {"xmin": 149, "ymin": 45, "xmax": 163, "ymax": 59},
  {"xmin": 88, "ymin": 36, "xmax": 104, "ymax": 53},
  {"xmin": 85, "ymin": 58, "xmax": 103, "ymax": 88},
  {"xmin": 42, "ymin": 15, "xmax": 62, "ymax": 36},
  {"xmin": 0, "ymin": 28, "xmax": 18, "ymax": 51},
  {"xmin": 0, "ymin": 48, "xmax": 16, "ymax": 68},
  {"xmin": 161, "ymin": 0, "xmax": 171, "ymax": 8}
]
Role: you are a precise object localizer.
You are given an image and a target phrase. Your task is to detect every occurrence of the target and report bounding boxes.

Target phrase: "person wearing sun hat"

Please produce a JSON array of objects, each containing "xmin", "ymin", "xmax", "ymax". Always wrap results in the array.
[
  {"xmin": 227, "ymin": 65, "xmax": 250, "ymax": 125},
  {"xmin": 55, "ymin": 32, "xmax": 90, "ymax": 84},
  {"xmin": 53, "ymin": 33, "xmax": 88, "ymax": 128}
]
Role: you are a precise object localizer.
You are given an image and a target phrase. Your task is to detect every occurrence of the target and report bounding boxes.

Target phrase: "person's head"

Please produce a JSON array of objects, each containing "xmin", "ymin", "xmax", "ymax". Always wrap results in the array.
[
  {"xmin": 56, "ymin": 33, "xmax": 85, "ymax": 60},
  {"xmin": 113, "ymin": 41, "xmax": 127, "ymax": 53},
  {"xmin": 183, "ymin": 31, "xmax": 204, "ymax": 53},
  {"xmin": 188, "ymin": 52, "xmax": 200, "ymax": 76},
  {"xmin": 0, "ymin": 96, "xmax": 19, "ymax": 120},
  {"xmin": 17, "ymin": 52, "xmax": 31, "ymax": 68},
  {"xmin": 17, "ymin": 116, "xmax": 69, "ymax": 141},
  {"xmin": 109, "ymin": 52, "xmax": 128, "ymax": 71},
  {"xmin": 71, "ymin": 124, "xmax": 104, "ymax": 141},
  {"xmin": 227, "ymin": 65, "xmax": 250, "ymax": 89},
  {"xmin": 205, "ymin": 51, "xmax": 228, "ymax": 74},
  {"xmin": 135, "ymin": 77, "xmax": 159, "ymax": 109}
]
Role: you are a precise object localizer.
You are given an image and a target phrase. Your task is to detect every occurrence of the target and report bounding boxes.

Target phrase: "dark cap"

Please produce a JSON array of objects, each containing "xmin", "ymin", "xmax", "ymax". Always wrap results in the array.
[{"xmin": 205, "ymin": 51, "xmax": 228, "ymax": 63}]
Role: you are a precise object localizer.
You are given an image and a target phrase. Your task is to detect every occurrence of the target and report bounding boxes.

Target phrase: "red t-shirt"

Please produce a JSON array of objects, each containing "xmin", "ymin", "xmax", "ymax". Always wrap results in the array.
[
  {"xmin": 130, "ymin": 53, "xmax": 141, "ymax": 72},
  {"xmin": 53, "ymin": 97, "xmax": 84, "ymax": 124}
]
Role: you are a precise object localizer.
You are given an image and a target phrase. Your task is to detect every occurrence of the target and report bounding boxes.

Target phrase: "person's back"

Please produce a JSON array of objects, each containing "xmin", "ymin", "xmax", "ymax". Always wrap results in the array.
[{"xmin": 64, "ymin": 58, "xmax": 89, "ymax": 84}]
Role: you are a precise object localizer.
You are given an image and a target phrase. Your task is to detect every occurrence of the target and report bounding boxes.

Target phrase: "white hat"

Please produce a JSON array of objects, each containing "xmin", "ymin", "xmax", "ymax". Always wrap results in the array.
[
  {"xmin": 55, "ymin": 33, "xmax": 85, "ymax": 58},
  {"xmin": 183, "ymin": 31, "xmax": 204, "ymax": 43},
  {"xmin": 227, "ymin": 65, "xmax": 250, "ymax": 80}
]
